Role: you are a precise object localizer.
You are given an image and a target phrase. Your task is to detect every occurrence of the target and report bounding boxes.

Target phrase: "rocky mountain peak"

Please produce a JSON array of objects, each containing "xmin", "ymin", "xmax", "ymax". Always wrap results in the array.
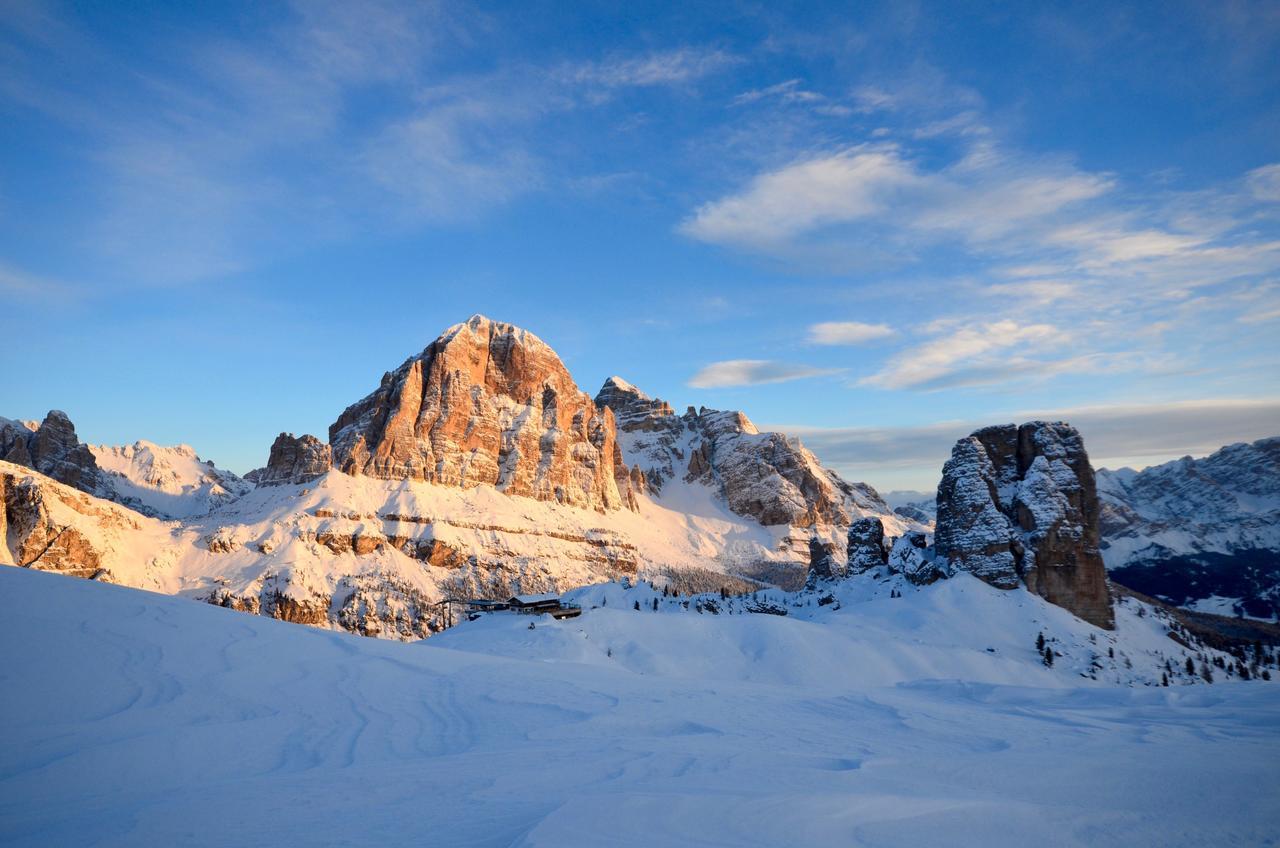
[
  {"xmin": 1, "ymin": 410, "xmax": 107, "ymax": 496},
  {"xmin": 935, "ymin": 421, "xmax": 1114, "ymax": 628},
  {"xmin": 329, "ymin": 316, "xmax": 631, "ymax": 512},
  {"xmin": 595, "ymin": 377, "xmax": 676, "ymax": 432}
]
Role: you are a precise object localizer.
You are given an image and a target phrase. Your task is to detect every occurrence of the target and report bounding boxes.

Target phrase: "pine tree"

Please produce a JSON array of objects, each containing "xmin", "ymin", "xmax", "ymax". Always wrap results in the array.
[
  {"xmin": 1108, "ymin": 646, "xmax": 1114, "ymax": 659},
  {"xmin": 1263, "ymin": 669, "xmax": 1272, "ymax": 681},
  {"xmin": 1201, "ymin": 662, "xmax": 1214, "ymax": 683},
  {"xmin": 1036, "ymin": 632, "xmax": 1046, "ymax": 652},
  {"xmin": 652, "ymin": 597, "xmax": 658, "ymax": 611},
  {"xmin": 1043, "ymin": 646, "xmax": 1054, "ymax": 667},
  {"xmin": 633, "ymin": 600, "xmax": 640, "ymax": 611},
  {"xmin": 1185, "ymin": 657, "xmax": 1195, "ymax": 675},
  {"xmin": 1161, "ymin": 673, "xmax": 1169, "ymax": 687}
]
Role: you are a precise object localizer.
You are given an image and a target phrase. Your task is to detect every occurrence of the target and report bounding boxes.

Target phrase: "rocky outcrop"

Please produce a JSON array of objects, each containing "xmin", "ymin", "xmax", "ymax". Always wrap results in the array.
[
  {"xmin": 805, "ymin": 535, "xmax": 843, "ymax": 587},
  {"xmin": 935, "ymin": 422, "xmax": 1114, "ymax": 629},
  {"xmin": 887, "ymin": 531, "xmax": 944, "ymax": 585},
  {"xmin": 247, "ymin": 433, "xmax": 332, "ymax": 486},
  {"xmin": 330, "ymin": 315, "xmax": 630, "ymax": 512},
  {"xmin": 0, "ymin": 464, "xmax": 121, "ymax": 579},
  {"xmin": 1, "ymin": 411, "xmax": 108, "ymax": 496},
  {"xmin": 846, "ymin": 517, "xmax": 889, "ymax": 573}
]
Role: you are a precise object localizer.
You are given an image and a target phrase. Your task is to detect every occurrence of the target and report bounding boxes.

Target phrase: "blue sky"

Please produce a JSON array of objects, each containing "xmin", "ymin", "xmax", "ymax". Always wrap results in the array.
[{"xmin": 2, "ymin": 0, "xmax": 1278, "ymax": 491}]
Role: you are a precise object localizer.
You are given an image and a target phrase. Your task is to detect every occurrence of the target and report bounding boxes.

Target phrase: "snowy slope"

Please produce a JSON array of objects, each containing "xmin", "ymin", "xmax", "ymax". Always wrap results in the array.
[
  {"xmin": 2, "ymin": 566, "xmax": 1277, "ymax": 847},
  {"xmin": 90, "ymin": 440, "xmax": 253, "ymax": 519},
  {"xmin": 2, "ymin": 459, "xmax": 812, "ymax": 639}
]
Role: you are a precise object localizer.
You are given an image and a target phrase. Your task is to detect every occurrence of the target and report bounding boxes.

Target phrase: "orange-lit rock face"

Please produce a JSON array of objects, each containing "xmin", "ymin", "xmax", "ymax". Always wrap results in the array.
[{"xmin": 329, "ymin": 315, "xmax": 629, "ymax": 512}]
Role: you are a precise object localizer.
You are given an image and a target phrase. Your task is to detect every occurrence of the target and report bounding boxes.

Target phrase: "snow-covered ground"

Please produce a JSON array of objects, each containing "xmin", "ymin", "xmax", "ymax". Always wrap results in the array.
[{"xmin": 3, "ymin": 566, "xmax": 1277, "ymax": 847}]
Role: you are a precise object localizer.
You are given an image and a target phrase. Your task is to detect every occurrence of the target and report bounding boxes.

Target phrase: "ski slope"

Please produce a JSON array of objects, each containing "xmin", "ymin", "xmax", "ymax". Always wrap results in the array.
[{"xmin": 2, "ymin": 567, "xmax": 1278, "ymax": 847}]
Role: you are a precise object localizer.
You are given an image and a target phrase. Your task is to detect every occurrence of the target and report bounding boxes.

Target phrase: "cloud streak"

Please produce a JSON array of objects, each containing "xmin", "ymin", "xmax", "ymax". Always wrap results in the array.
[
  {"xmin": 808, "ymin": 321, "xmax": 895, "ymax": 345},
  {"xmin": 688, "ymin": 359, "xmax": 841, "ymax": 388}
]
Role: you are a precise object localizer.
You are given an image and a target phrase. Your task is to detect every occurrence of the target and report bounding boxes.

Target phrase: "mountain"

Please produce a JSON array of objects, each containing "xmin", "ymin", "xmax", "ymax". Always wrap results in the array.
[
  {"xmin": 329, "ymin": 316, "xmax": 633, "ymax": 512},
  {"xmin": 595, "ymin": 375, "xmax": 910, "ymax": 581},
  {"xmin": 1097, "ymin": 437, "xmax": 1280, "ymax": 620},
  {"xmin": 89, "ymin": 440, "xmax": 252, "ymax": 519},
  {"xmin": 0, "ymin": 314, "xmax": 915, "ymax": 638}
]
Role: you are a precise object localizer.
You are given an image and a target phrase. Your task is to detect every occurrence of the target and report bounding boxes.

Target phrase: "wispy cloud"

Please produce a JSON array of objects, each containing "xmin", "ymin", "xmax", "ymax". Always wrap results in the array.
[
  {"xmin": 688, "ymin": 359, "xmax": 840, "ymax": 388},
  {"xmin": 808, "ymin": 321, "xmax": 895, "ymax": 345},
  {"xmin": 1247, "ymin": 163, "xmax": 1280, "ymax": 202},
  {"xmin": 679, "ymin": 141, "xmax": 1112, "ymax": 252},
  {"xmin": 859, "ymin": 320, "xmax": 1071, "ymax": 390},
  {"xmin": 562, "ymin": 47, "xmax": 739, "ymax": 89}
]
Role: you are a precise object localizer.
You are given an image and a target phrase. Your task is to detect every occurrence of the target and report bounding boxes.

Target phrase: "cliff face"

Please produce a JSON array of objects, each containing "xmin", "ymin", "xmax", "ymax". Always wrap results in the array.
[
  {"xmin": 330, "ymin": 315, "xmax": 631, "ymax": 513},
  {"xmin": 935, "ymin": 422, "xmax": 1114, "ymax": 629},
  {"xmin": 246, "ymin": 433, "xmax": 332, "ymax": 486}
]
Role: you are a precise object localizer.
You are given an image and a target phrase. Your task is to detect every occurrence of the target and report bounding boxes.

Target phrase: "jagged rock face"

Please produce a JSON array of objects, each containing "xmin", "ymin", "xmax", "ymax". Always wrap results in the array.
[
  {"xmin": 596, "ymin": 377, "xmax": 676, "ymax": 432},
  {"xmin": 595, "ymin": 382, "xmax": 896, "ymax": 532},
  {"xmin": 805, "ymin": 536, "xmax": 843, "ymax": 586},
  {"xmin": 330, "ymin": 315, "xmax": 630, "ymax": 513},
  {"xmin": 887, "ymin": 531, "xmax": 945, "ymax": 585},
  {"xmin": 935, "ymin": 422, "xmax": 1114, "ymax": 629},
  {"xmin": 847, "ymin": 517, "xmax": 889, "ymax": 573},
  {"xmin": 0, "ymin": 466, "xmax": 115, "ymax": 579},
  {"xmin": 1, "ymin": 411, "xmax": 107, "ymax": 496},
  {"xmin": 248, "ymin": 433, "xmax": 332, "ymax": 486}
]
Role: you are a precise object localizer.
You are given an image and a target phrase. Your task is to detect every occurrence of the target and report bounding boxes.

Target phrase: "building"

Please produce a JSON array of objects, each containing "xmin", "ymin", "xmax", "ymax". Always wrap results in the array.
[{"xmin": 465, "ymin": 593, "xmax": 582, "ymax": 620}]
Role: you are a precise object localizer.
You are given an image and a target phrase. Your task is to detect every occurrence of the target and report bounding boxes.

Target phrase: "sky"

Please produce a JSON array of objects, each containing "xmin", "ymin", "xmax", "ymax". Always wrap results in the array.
[{"xmin": 2, "ymin": 0, "xmax": 1278, "ymax": 492}]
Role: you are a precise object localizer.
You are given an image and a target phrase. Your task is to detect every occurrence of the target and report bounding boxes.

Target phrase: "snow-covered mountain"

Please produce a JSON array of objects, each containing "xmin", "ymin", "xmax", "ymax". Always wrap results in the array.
[
  {"xmin": 90, "ymin": 440, "xmax": 252, "ymax": 519},
  {"xmin": 3, "ymin": 565, "xmax": 1276, "ymax": 846},
  {"xmin": 1097, "ymin": 437, "xmax": 1280, "ymax": 620},
  {"xmin": 1, "ymin": 314, "xmax": 919, "ymax": 638}
]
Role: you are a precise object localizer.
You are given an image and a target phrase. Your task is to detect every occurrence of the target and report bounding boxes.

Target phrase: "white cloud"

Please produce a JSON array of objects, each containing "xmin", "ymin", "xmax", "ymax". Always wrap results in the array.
[
  {"xmin": 681, "ymin": 146, "xmax": 921, "ymax": 246},
  {"xmin": 860, "ymin": 320, "xmax": 1070, "ymax": 390},
  {"xmin": 807, "ymin": 321, "xmax": 895, "ymax": 345},
  {"xmin": 680, "ymin": 143, "xmax": 1111, "ymax": 250},
  {"xmin": 687, "ymin": 359, "xmax": 840, "ymax": 388}
]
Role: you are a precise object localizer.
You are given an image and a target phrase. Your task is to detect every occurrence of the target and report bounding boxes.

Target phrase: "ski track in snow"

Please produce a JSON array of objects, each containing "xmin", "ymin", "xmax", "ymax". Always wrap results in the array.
[{"xmin": 2, "ymin": 567, "xmax": 1279, "ymax": 847}]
